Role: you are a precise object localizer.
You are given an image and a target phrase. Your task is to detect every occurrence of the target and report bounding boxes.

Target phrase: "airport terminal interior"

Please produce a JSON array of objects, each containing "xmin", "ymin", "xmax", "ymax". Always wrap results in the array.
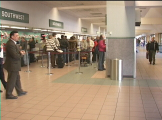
[{"xmin": 0, "ymin": 1, "xmax": 162, "ymax": 120}]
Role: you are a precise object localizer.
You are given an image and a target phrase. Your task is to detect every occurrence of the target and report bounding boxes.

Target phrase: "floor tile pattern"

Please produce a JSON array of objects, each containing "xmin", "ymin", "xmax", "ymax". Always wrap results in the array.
[{"xmin": 1, "ymin": 47, "xmax": 162, "ymax": 120}]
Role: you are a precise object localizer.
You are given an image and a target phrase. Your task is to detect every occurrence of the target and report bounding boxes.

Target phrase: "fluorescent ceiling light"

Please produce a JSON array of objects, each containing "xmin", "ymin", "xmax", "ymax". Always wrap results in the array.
[
  {"xmin": 48, "ymin": 30, "xmax": 52, "ymax": 31},
  {"xmin": 57, "ymin": 5, "xmax": 106, "ymax": 10},
  {"xmin": 33, "ymin": 29, "xmax": 41, "ymax": 30},
  {"xmin": 1, "ymin": 25, "xmax": 9, "ymax": 28},
  {"xmin": 92, "ymin": 23, "xmax": 105, "ymax": 24},
  {"xmin": 73, "ymin": 32, "xmax": 78, "ymax": 34},
  {"xmin": 41, "ymin": 30, "xmax": 47, "ymax": 31},
  {"xmin": 52, "ymin": 31, "xmax": 61, "ymax": 32},
  {"xmin": 10, "ymin": 26, "xmax": 28, "ymax": 29},
  {"xmin": 81, "ymin": 17, "xmax": 105, "ymax": 19}
]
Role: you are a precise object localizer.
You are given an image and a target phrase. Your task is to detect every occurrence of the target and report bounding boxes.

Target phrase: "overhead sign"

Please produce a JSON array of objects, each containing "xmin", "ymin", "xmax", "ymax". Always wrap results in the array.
[
  {"xmin": 49, "ymin": 19, "xmax": 64, "ymax": 29},
  {"xmin": 81, "ymin": 27, "xmax": 87, "ymax": 32},
  {"xmin": 0, "ymin": 7, "xmax": 29, "ymax": 23}
]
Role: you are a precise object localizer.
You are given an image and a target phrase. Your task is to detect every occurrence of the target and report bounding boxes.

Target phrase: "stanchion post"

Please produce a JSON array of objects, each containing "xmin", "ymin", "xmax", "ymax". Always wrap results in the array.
[
  {"xmin": 67, "ymin": 49, "xmax": 71, "ymax": 66},
  {"xmin": 95, "ymin": 55, "xmax": 98, "ymax": 70},
  {"xmin": 46, "ymin": 52, "xmax": 53, "ymax": 75},
  {"xmin": 24, "ymin": 51, "xmax": 32, "ymax": 73},
  {"xmin": 73, "ymin": 48, "xmax": 78, "ymax": 65},
  {"xmin": 76, "ymin": 50, "xmax": 83, "ymax": 74},
  {"xmin": 90, "ymin": 51, "xmax": 92, "ymax": 65},
  {"xmin": 40, "ymin": 51, "xmax": 45, "ymax": 68}
]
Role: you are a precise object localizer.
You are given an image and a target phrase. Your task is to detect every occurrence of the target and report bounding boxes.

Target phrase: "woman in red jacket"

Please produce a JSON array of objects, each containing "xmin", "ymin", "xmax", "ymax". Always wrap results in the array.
[
  {"xmin": 92, "ymin": 36, "xmax": 99, "ymax": 62},
  {"xmin": 98, "ymin": 35, "xmax": 106, "ymax": 71}
]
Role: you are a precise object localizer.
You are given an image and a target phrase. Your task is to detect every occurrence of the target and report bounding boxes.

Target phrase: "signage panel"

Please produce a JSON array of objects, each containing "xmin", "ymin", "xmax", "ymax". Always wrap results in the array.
[
  {"xmin": 49, "ymin": 19, "xmax": 64, "ymax": 29},
  {"xmin": 81, "ymin": 27, "xmax": 87, "ymax": 32},
  {"xmin": 0, "ymin": 7, "xmax": 29, "ymax": 23}
]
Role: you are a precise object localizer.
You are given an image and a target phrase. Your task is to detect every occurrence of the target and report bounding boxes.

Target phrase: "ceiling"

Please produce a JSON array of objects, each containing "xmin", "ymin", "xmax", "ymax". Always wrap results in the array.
[{"xmin": 39, "ymin": 1, "xmax": 162, "ymax": 36}]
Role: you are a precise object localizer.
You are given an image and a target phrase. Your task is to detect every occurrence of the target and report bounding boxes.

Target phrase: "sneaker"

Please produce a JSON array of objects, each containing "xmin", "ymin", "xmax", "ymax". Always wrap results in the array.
[{"xmin": 56, "ymin": 49, "xmax": 63, "ymax": 53}]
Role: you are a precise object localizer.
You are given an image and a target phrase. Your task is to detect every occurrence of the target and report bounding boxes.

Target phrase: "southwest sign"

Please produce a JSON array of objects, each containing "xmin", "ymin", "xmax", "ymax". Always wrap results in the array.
[
  {"xmin": 49, "ymin": 19, "xmax": 64, "ymax": 29},
  {"xmin": 81, "ymin": 27, "xmax": 87, "ymax": 32},
  {"xmin": 0, "ymin": 7, "xmax": 29, "ymax": 23}
]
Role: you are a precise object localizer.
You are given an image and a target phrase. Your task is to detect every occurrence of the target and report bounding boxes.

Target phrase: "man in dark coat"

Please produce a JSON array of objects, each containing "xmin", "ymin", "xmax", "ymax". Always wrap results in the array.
[
  {"xmin": 4, "ymin": 31, "xmax": 27, "ymax": 99},
  {"xmin": 146, "ymin": 37, "xmax": 159, "ymax": 65}
]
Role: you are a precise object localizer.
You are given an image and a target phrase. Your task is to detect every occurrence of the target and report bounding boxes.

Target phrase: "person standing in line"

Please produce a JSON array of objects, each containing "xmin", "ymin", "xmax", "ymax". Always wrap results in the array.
[
  {"xmin": 46, "ymin": 35, "xmax": 63, "ymax": 68},
  {"xmin": 28, "ymin": 37, "xmax": 36, "ymax": 63},
  {"xmin": 4, "ymin": 31, "xmax": 27, "ymax": 99},
  {"xmin": 86, "ymin": 37, "xmax": 94, "ymax": 64},
  {"xmin": 0, "ymin": 32, "xmax": 7, "ymax": 92},
  {"xmin": 52, "ymin": 33, "xmax": 60, "ymax": 67},
  {"xmin": 98, "ymin": 35, "xmax": 106, "ymax": 71},
  {"xmin": 59, "ymin": 35, "xmax": 69, "ymax": 65},
  {"xmin": 20, "ymin": 37, "xmax": 28, "ymax": 66},
  {"xmin": 146, "ymin": 37, "xmax": 159, "ymax": 65},
  {"xmin": 92, "ymin": 36, "xmax": 99, "ymax": 62}
]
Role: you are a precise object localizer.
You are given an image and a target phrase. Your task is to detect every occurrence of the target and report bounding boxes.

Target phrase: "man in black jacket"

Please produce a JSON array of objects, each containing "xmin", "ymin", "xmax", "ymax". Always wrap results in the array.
[
  {"xmin": 146, "ymin": 37, "xmax": 159, "ymax": 65},
  {"xmin": 59, "ymin": 35, "xmax": 69, "ymax": 65}
]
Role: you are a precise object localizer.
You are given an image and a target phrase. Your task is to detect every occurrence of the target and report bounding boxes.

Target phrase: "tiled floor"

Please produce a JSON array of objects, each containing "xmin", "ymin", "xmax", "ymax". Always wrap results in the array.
[{"xmin": 1, "ymin": 47, "xmax": 162, "ymax": 120}]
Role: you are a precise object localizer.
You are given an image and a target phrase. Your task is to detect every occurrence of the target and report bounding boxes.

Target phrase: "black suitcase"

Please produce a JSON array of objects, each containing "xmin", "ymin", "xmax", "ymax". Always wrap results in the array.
[
  {"xmin": 29, "ymin": 53, "xmax": 36, "ymax": 63},
  {"xmin": 21, "ymin": 56, "xmax": 24, "ymax": 67},
  {"xmin": 57, "ymin": 54, "xmax": 64, "ymax": 68}
]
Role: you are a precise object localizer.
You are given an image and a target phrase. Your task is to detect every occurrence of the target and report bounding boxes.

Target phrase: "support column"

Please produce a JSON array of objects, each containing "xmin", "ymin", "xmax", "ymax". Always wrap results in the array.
[{"xmin": 106, "ymin": 1, "xmax": 136, "ymax": 78}]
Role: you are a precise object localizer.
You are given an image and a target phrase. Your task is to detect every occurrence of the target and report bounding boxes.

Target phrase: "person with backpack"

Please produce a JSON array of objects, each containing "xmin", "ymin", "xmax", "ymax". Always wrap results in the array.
[{"xmin": 98, "ymin": 35, "xmax": 106, "ymax": 71}]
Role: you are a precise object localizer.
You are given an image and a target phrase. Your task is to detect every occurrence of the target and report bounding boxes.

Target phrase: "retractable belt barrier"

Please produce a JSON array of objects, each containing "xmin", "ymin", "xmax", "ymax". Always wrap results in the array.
[
  {"xmin": 24, "ymin": 50, "xmax": 93, "ymax": 75},
  {"xmin": 28, "ymin": 50, "xmax": 92, "ymax": 54}
]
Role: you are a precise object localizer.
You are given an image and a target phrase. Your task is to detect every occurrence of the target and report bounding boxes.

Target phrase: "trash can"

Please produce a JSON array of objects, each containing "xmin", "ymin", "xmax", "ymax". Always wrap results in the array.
[{"xmin": 110, "ymin": 58, "xmax": 123, "ymax": 80}]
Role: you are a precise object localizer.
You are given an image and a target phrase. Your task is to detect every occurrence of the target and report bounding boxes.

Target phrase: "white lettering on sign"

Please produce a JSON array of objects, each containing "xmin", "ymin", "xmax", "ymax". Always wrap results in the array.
[
  {"xmin": 1, "ymin": 11, "xmax": 25, "ymax": 20},
  {"xmin": 82, "ymin": 28, "xmax": 87, "ymax": 32},
  {"xmin": 52, "ymin": 22, "xmax": 61, "ymax": 27}
]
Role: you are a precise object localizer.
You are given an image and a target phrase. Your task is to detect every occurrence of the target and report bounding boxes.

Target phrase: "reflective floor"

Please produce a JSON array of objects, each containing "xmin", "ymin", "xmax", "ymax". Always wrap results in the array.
[{"xmin": 1, "ymin": 47, "xmax": 162, "ymax": 120}]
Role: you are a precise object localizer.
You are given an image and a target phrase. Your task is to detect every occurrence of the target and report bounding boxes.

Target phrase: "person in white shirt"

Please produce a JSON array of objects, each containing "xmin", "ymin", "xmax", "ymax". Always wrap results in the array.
[
  {"xmin": 51, "ymin": 33, "xmax": 60, "ymax": 67},
  {"xmin": 0, "ymin": 32, "xmax": 7, "ymax": 92},
  {"xmin": 86, "ymin": 37, "xmax": 94, "ymax": 64}
]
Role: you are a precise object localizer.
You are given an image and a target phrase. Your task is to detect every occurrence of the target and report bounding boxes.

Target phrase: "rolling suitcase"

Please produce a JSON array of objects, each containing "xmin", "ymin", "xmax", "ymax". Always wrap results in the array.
[{"xmin": 57, "ymin": 54, "xmax": 64, "ymax": 68}]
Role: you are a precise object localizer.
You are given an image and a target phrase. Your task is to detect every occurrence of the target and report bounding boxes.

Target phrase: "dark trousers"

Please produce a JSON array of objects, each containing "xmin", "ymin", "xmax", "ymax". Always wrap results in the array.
[
  {"xmin": 149, "ymin": 50, "xmax": 156, "ymax": 63},
  {"xmin": 98, "ymin": 51, "xmax": 105, "ymax": 70},
  {"xmin": 61, "ymin": 48, "xmax": 67, "ymax": 63},
  {"xmin": 6, "ymin": 71, "xmax": 23, "ymax": 96},
  {"xmin": 92, "ymin": 52, "xmax": 96, "ymax": 62},
  {"xmin": 0, "ymin": 64, "xmax": 7, "ymax": 89}
]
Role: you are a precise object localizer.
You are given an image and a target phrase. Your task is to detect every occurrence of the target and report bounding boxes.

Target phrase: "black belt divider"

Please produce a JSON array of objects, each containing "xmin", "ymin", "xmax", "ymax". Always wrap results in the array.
[
  {"xmin": 46, "ymin": 52, "xmax": 53, "ymax": 75},
  {"xmin": 75, "ymin": 50, "xmax": 83, "ymax": 74},
  {"xmin": 24, "ymin": 51, "xmax": 32, "ymax": 73}
]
